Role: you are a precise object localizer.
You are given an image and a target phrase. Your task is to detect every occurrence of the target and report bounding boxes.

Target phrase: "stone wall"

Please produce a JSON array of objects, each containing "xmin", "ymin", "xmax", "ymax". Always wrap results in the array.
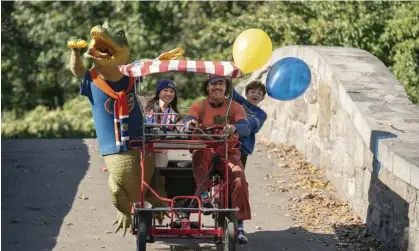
[{"xmin": 243, "ymin": 46, "xmax": 419, "ymax": 250}]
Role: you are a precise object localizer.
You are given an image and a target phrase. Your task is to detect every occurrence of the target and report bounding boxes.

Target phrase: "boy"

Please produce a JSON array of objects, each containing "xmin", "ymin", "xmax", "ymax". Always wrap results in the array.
[{"xmin": 231, "ymin": 80, "xmax": 267, "ymax": 244}]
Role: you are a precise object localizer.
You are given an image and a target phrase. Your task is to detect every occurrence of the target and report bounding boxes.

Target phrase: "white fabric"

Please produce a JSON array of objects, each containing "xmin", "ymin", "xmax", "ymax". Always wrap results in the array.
[{"xmin": 155, "ymin": 152, "xmax": 169, "ymax": 167}]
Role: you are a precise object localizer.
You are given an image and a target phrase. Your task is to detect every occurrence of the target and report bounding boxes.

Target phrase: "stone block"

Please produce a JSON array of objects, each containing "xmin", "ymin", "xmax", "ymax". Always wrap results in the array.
[
  {"xmin": 353, "ymin": 136, "xmax": 367, "ymax": 170},
  {"xmin": 407, "ymin": 228, "xmax": 419, "ymax": 251},
  {"xmin": 415, "ymin": 201, "xmax": 419, "ymax": 230},
  {"xmin": 352, "ymin": 105, "xmax": 363, "ymax": 138},
  {"xmin": 408, "ymin": 201, "xmax": 418, "ymax": 229},
  {"xmin": 393, "ymin": 153, "xmax": 412, "ymax": 186},
  {"xmin": 319, "ymin": 151, "xmax": 332, "ymax": 170},
  {"xmin": 342, "ymin": 91, "xmax": 356, "ymax": 119},
  {"xmin": 411, "ymin": 165, "xmax": 419, "ymax": 190},
  {"xmin": 370, "ymin": 205, "xmax": 382, "ymax": 225},
  {"xmin": 378, "ymin": 167, "xmax": 389, "ymax": 185},
  {"xmin": 363, "ymin": 170, "xmax": 372, "ymax": 199},
  {"xmin": 365, "ymin": 151, "xmax": 375, "ymax": 173},
  {"xmin": 309, "ymin": 142, "xmax": 321, "ymax": 166},
  {"xmin": 328, "ymin": 118, "xmax": 339, "ymax": 142},
  {"xmin": 331, "ymin": 152, "xmax": 344, "ymax": 175},
  {"xmin": 351, "ymin": 196, "xmax": 366, "ymax": 218},
  {"xmin": 389, "ymin": 174, "xmax": 408, "ymax": 200},
  {"xmin": 343, "ymin": 155, "xmax": 355, "ymax": 177},
  {"xmin": 358, "ymin": 200, "xmax": 369, "ymax": 221},
  {"xmin": 360, "ymin": 116, "xmax": 372, "ymax": 148},
  {"xmin": 334, "ymin": 61, "xmax": 384, "ymax": 73},
  {"xmin": 324, "ymin": 64, "xmax": 335, "ymax": 84},
  {"xmin": 355, "ymin": 171, "xmax": 365, "ymax": 197},
  {"xmin": 315, "ymin": 58, "xmax": 327, "ymax": 82},
  {"xmin": 317, "ymin": 83, "xmax": 331, "ymax": 139},
  {"xmin": 347, "ymin": 178, "xmax": 356, "ymax": 197},
  {"xmin": 336, "ymin": 110, "xmax": 348, "ymax": 136},
  {"xmin": 304, "ymin": 81, "xmax": 318, "ymax": 105},
  {"xmin": 289, "ymin": 97, "xmax": 308, "ymax": 124},
  {"xmin": 377, "ymin": 140, "xmax": 394, "ymax": 172},
  {"xmin": 370, "ymin": 179, "xmax": 385, "ymax": 205}
]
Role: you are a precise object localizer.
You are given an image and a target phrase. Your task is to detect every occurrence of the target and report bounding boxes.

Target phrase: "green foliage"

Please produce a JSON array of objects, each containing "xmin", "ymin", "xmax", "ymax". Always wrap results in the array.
[
  {"xmin": 1, "ymin": 1, "xmax": 418, "ymax": 138},
  {"xmin": 382, "ymin": 2, "xmax": 419, "ymax": 104},
  {"xmin": 1, "ymin": 96, "xmax": 95, "ymax": 138}
]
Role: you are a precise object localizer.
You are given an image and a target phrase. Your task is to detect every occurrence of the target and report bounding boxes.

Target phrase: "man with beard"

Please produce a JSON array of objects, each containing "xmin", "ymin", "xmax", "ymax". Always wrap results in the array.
[{"xmin": 184, "ymin": 74, "xmax": 251, "ymax": 243}]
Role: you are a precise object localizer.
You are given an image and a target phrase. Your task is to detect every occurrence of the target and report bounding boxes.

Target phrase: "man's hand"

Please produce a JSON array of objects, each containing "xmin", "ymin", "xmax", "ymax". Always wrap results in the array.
[
  {"xmin": 186, "ymin": 119, "xmax": 198, "ymax": 130},
  {"xmin": 223, "ymin": 124, "xmax": 237, "ymax": 135}
]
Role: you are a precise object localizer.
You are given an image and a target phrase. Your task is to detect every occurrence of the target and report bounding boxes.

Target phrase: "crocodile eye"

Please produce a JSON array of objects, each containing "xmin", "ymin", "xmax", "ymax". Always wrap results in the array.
[{"xmin": 117, "ymin": 30, "xmax": 125, "ymax": 36}]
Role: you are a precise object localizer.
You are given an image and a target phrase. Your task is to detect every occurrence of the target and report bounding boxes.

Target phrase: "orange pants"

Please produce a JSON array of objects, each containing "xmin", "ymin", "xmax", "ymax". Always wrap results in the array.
[{"xmin": 192, "ymin": 149, "xmax": 251, "ymax": 221}]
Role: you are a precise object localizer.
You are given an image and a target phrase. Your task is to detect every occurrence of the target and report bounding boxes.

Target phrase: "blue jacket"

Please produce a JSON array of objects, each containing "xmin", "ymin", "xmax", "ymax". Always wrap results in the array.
[{"xmin": 232, "ymin": 89, "xmax": 267, "ymax": 155}]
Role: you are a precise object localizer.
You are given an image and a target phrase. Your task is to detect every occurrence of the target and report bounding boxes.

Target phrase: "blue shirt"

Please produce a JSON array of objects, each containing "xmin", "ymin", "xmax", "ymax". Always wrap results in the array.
[
  {"xmin": 232, "ymin": 89, "xmax": 267, "ymax": 155},
  {"xmin": 80, "ymin": 72, "xmax": 144, "ymax": 156}
]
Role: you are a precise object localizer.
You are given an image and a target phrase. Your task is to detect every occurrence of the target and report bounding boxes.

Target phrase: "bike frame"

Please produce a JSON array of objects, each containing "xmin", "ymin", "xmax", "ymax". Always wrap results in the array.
[{"xmin": 120, "ymin": 59, "xmax": 244, "ymax": 239}]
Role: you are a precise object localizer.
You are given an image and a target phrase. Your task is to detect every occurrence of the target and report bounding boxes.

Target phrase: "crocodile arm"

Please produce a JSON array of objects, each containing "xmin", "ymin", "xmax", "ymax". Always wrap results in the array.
[{"xmin": 69, "ymin": 49, "xmax": 87, "ymax": 79}]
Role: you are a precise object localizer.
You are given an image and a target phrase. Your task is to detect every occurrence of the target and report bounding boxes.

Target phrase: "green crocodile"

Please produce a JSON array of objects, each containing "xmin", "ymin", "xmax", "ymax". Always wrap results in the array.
[
  {"xmin": 68, "ymin": 22, "xmax": 167, "ymax": 236},
  {"xmin": 69, "ymin": 21, "xmax": 130, "ymax": 80}
]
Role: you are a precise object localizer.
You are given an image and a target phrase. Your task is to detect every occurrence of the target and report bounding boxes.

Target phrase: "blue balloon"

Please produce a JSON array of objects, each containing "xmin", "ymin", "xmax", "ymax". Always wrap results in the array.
[{"xmin": 266, "ymin": 57, "xmax": 311, "ymax": 101}]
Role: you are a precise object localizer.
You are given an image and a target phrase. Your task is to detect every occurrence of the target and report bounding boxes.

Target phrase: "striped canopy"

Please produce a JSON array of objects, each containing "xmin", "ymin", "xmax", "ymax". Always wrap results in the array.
[{"xmin": 118, "ymin": 60, "xmax": 244, "ymax": 78}]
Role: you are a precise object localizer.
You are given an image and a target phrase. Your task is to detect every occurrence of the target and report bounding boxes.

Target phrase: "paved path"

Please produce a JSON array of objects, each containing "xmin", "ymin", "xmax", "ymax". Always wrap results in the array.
[{"xmin": 2, "ymin": 139, "xmax": 343, "ymax": 251}]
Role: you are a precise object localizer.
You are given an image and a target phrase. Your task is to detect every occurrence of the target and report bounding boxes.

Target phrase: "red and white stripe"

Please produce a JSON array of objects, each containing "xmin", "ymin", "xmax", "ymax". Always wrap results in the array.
[{"xmin": 118, "ymin": 60, "xmax": 244, "ymax": 78}]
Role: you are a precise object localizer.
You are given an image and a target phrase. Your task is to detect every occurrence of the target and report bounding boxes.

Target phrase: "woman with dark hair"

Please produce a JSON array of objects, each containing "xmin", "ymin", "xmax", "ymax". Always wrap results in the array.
[
  {"xmin": 145, "ymin": 78, "xmax": 181, "ymax": 169},
  {"xmin": 146, "ymin": 79, "xmax": 181, "ymax": 125}
]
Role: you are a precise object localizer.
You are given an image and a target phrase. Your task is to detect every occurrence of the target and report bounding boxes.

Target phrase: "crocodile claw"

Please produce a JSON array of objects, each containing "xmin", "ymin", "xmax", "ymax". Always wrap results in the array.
[
  {"xmin": 154, "ymin": 212, "xmax": 165, "ymax": 225},
  {"xmin": 113, "ymin": 211, "xmax": 132, "ymax": 237},
  {"xmin": 154, "ymin": 211, "xmax": 171, "ymax": 225}
]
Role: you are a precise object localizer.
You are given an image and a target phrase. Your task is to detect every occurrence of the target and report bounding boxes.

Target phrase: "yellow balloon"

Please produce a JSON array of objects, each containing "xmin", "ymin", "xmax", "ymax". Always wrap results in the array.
[{"xmin": 233, "ymin": 29, "xmax": 272, "ymax": 74}]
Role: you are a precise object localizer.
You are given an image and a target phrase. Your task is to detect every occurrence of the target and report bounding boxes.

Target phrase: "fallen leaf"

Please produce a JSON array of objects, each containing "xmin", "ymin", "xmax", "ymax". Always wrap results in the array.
[{"xmin": 78, "ymin": 194, "xmax": 89, "ymax": 200}]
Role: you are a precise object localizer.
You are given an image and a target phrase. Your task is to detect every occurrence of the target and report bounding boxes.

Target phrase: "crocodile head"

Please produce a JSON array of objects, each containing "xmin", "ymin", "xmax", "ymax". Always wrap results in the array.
[{"xmin": 84, "ymin": 22, "xmax": 130, "ymax": 67}]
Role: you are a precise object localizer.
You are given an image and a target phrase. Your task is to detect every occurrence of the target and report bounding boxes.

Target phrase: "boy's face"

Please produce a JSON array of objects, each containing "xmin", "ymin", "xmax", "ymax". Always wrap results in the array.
[{"xmin": 246, "ymin": 88, "xmax": 265, "ymax": 106}]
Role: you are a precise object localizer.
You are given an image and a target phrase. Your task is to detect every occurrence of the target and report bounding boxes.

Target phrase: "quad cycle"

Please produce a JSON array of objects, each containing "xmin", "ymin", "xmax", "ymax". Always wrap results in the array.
[{"xmin": 119, "ymin": 59, "xmax": 244, "ymax": 251}]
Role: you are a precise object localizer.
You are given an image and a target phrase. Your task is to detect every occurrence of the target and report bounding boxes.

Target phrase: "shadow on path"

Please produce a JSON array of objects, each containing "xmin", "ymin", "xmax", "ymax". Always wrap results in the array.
[
  {"xmin": 153, "ymin": 227, "xmax": 341, "ymax": 251},
  {"xmin": 1, "ymin": 139, "xmax": 90, "ymax": 251}
]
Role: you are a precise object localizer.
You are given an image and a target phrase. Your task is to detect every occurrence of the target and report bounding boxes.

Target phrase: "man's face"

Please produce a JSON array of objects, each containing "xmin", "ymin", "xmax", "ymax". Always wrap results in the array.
[
  {"xmin": 207, "ymin": 77, "xmax": 227, "ymax": 100},
  {"xmin": 246, "ymin": 88, "xmax": 265, "ymax": 106}
]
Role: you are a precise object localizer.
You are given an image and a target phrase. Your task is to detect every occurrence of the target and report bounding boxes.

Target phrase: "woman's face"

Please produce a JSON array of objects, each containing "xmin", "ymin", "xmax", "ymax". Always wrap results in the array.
[{"xmin": 158, "ymin": 88, "xmax": 176, "ymax": 104}]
